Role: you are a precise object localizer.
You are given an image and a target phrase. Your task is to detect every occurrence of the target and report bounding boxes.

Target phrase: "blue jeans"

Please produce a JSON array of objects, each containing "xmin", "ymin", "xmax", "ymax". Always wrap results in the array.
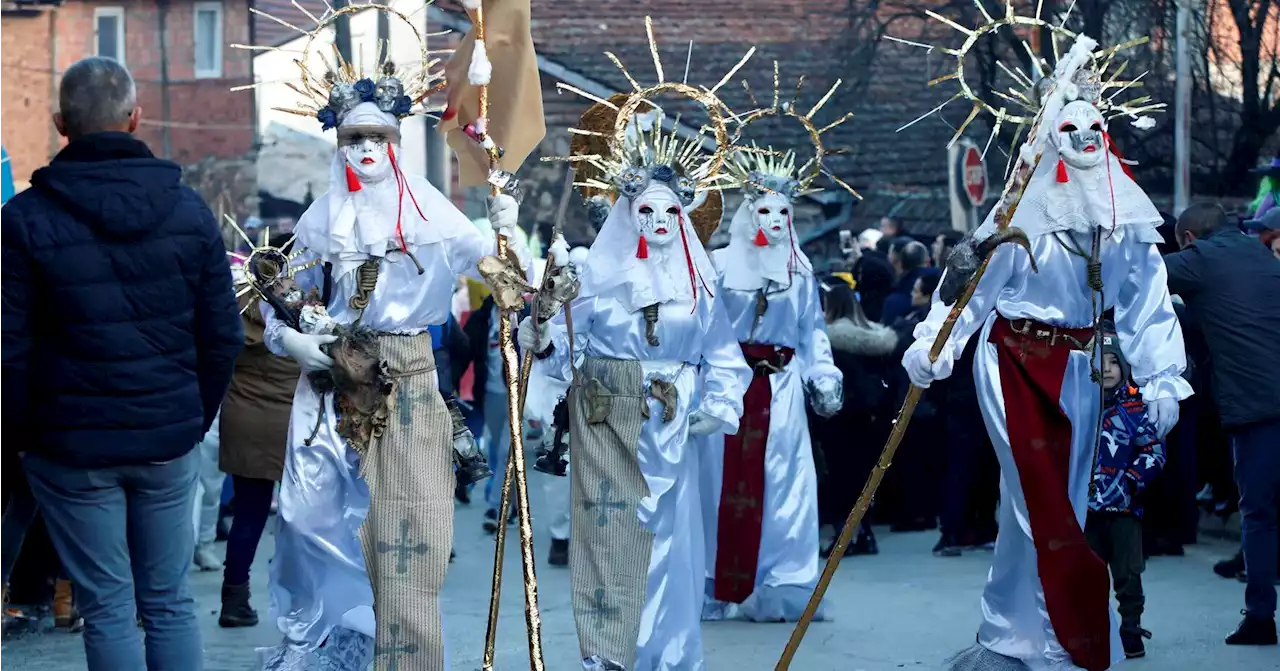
[
  {"xmin": 1233, "ymin": 417, "xmax": 1280, "ymax": 619},
  {"xmin": 23, "ymin": 450, "xmax": 203, "ymax": 671}
]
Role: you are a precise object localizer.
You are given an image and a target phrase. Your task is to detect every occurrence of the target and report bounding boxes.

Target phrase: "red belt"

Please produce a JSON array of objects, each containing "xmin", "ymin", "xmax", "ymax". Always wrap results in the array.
[{"xmin": 740, "ymin": 343, "xmax": 795, "ymax": 375}]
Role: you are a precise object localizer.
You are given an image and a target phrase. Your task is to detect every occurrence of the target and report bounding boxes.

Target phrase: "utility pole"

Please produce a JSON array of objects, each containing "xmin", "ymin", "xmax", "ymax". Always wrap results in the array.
[
  {"xmin": 334, "ymin": 0, "xmax": 352, "ymax": 64},
  {"xmin": 1174, "ymin": 0, "xmax": 1191, "ymax": 215},
  {"xmin": 157, "ymin": 0, "xmax": 173, "ymax": 159}
]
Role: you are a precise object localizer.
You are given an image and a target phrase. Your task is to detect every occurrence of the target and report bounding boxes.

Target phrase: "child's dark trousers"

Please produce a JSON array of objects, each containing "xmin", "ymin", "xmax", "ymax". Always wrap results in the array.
[{"xmin": 1085, "ymin": 511, "xmax": 1146, "ymax": 632}]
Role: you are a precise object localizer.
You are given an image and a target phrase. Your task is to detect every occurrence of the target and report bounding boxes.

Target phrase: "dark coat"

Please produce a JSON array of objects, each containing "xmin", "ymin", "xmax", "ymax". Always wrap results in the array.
[
  {"xmin": 462, "ymin": 295, "xmax": 528, "ymax": 414},
  {"xmin": 1, "ymin": 132, "xmax": 243, "ymax": 468},
  {"xmin": 1164, "ymin": 229, "xmax": 1280, "ymax": 429},
  {"xmin": 880, "ymin": 267, "xmax": 931, "ymax": 326},
  {"xmin": 1090, "ymin": 385, "xmax": 1165, "ymax": 517},
  {"xmin": 431, "ymin": 315, "xmax": 470, "ymax": 399},
  {"xmin": 220, "ymin": 295, "xmax": 299, "ymax": 481}
]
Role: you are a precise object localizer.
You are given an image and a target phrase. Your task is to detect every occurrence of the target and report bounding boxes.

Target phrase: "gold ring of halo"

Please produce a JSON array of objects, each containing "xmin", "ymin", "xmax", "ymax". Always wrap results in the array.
[
  {"xmin": 941, "ymin": 14, "xmax": 1076, "ymax": 128},
  {"xmin": 731, "ymin": 105, "xmax": 825, "ymax": 193},
  {"xmin": 610, "ymin": 82, "xmax": 732, "ymax": 193},
  {"xmin": 296, "ymin": 4, "xmax": 438, "ymax": 106}
]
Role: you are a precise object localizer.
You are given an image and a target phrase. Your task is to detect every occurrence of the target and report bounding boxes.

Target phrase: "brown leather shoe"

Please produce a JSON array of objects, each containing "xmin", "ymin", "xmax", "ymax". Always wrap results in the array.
[{"xmin": 53, "ymin": 579, "xmax": 83, "ymax": 631}]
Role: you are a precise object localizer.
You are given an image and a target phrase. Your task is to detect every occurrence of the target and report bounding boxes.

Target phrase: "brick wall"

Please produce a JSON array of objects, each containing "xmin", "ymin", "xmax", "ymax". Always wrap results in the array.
[
  {"xmin": 0, "ymin": 0, "xmax": 254, "ymax": 182},
  {"xmin": 1, "ymin": 10, "xmax": 58, "ymax": 185}
]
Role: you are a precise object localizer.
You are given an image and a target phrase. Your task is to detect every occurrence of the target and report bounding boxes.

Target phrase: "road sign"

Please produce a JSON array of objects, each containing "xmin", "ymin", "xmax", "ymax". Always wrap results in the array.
[{"xmin": 962, "ymin": 146, "xmax": 987, "ymax": 208}]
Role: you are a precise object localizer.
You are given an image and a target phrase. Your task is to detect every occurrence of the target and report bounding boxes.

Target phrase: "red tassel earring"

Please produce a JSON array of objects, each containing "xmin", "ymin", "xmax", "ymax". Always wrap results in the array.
[
  {"xmin": 754, "ymin": 229, "xmax": 769, "ymax": 247},
  {"xmin": 636, "ymin": 235, "xmax": 649, "ymax": 259},
  {"xmin": 1056, "ymin": 158, "xmax": 1069, "ymax": 184},
  {"xmin": 345, "ymin": 164, "xmax": 363, "ymax": 192}
]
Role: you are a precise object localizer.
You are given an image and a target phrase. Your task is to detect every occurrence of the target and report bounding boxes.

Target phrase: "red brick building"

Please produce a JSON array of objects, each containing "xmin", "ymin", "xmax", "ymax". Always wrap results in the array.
[{"xmin": 1, "ymin": 0, "xmax": 255, "ymax": 185}]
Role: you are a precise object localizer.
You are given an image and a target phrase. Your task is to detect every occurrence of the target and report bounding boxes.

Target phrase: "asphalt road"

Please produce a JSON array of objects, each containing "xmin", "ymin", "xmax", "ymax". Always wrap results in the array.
[{"xmin": 3, "ymin": 474, "xmax": 1277, "ymax": 670}]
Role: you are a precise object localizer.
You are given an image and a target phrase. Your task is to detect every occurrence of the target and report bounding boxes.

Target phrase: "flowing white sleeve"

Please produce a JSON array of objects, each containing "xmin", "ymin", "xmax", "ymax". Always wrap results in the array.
[
  {"xmin": 798, "ymin": 278, "xmax": 840, "ymax": 385},
  {"xmin": 1114, "ymin": 241, "xmax": 1193, "ymax": 402},
  {"xmin": 539, "ymin": 294, "xmax": 596, "ymax": 384},
  {"xmin": 905, "ymin": 241, "xmax": 1017, "ymax": 364},
  {"xmin": 446, "ymin": 228, "xmax": 535, "ymax": 282},
  {"xmin": 262, "ymin": 249, "xmax": 323, "ymax": 357},
  {"xmin": 697, "ymin": 298, "xmax": 752, "ymax": 435}
]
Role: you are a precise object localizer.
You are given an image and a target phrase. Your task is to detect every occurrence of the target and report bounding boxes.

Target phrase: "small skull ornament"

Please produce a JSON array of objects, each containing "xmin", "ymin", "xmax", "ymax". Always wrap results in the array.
[
  {"xmin": 616, "ymin": 167, "xmax": 650, "ymax": 200},
  {"xmin": 327, "ymin": 83, "xmax": 361, "ymax": 122},
  {"xmin": 372, "ymin": 76, "xmax": 405, "ymax": 115}
]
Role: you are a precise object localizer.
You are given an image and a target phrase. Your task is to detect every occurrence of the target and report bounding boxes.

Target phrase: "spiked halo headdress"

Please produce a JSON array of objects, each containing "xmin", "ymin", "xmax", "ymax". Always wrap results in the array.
[
  {"xmin": 545, "ymin": 16, "xmax": 757, "ymax": 245},
  {"xmin": 725, "ymin": 61, "xmax": 861, "ymax": 203},
  {"xmin": 890, "ymin": 1, "xmax": 1164, "ymax": 178},
  {"xmin": 232, "ymin": 1, "xmax": 450, "ymax": 130}
]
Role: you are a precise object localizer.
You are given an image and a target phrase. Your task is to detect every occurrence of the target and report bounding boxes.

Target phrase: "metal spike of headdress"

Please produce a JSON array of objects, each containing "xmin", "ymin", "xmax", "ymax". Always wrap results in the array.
[
  {"xmin": 230, "ymin": 1, "xmax": 450, "ymax": 129},
  {"xmin": 726, "ymin": 61, "xmax": 861, "ymax": 202},
  {"xmin": 224, "ymin": 217, "xmax": 320, "ymax": 315},
  {"xmin": 543, "ymin": 16, "xmax": 756, "ymax": 244},
  {"xmin": 889, "ymin": 0, "xmax": 1164, "ymax": 177}
]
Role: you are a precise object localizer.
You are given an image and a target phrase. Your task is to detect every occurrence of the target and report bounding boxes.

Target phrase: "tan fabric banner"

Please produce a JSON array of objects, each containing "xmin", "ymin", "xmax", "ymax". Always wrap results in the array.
[{"xmin": 439, "ymin": 0, "xmax": 546, "ymax": 187}]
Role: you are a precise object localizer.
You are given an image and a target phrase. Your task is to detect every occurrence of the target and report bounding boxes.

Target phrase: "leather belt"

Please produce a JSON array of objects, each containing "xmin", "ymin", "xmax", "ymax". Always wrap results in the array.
[
  {"xmin": 741, "ymin": 343, "xmax": 795, "ymax": 376},
  {"xmin": 1002, "ymin": 317, "xmax": 1095, "ymax": 351}
]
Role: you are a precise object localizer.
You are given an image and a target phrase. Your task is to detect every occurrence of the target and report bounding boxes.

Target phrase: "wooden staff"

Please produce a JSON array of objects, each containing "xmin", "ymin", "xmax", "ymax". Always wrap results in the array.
[
  {"xmin": 471, "ymin": 2, "xmax": 546, "ymax": 668},
  {"xmin": 482, "ymin": 165, "xmax": 575, "ymax": 670}
]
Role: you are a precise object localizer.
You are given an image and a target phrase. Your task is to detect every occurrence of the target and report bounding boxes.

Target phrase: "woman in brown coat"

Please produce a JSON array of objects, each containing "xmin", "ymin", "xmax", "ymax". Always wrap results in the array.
[{"xmin": 217, "ymin": 289, "xmax": 300, "ymax": 628}]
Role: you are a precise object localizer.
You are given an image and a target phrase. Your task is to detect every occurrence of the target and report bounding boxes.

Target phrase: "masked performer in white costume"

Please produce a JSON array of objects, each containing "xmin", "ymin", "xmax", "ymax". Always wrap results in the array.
[
  {"xmin": 699, "ymin": 147, "xmax": 843, "ymax": 623},
  {"xmin": 246, "ymin": 29, "xmax": 530, "ymax": 671},
  {"xmin": 518, "ymin": 80, "xmax": 751, "ymax": 667},
  {"xmin": 902, "ymin": 36, "xmax": 1190, "ymax": 671}
]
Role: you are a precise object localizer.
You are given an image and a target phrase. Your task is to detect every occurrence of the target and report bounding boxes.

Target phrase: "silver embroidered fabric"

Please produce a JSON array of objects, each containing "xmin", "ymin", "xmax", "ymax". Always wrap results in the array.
[
  {"xmin": 258, "ymin": 627, "xmax": 373, "ymax": 671},
  {"xmin": 944, "ymin": 644, "xmax": 1028, "ymax": 671}
]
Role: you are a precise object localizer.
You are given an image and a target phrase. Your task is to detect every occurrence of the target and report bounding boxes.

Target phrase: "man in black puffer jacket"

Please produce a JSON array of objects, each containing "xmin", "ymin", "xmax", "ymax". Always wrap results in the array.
[
  {"xmin": 1166, "ymin": 202, "xmax": 1280, "ymax": 647},
  {"xmin": 1, "ymin": 57, "xmax": 242, "ymax": 670}
]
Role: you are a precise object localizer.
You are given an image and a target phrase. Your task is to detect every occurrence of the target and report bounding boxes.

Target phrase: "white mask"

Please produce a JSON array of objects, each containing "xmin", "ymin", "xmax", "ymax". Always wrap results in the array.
[
  {"xmin": 631, "ymin": 183, "xmax": 683, "ymax": 249},
  {"xmin": 1053, "ymin": 101, "xmax": 1107, "ymax": 170},
  {"xmin": 339, "ymin": 126, "xmax": 397, "ymax": 184},
  {"xmin": 750, "ymin": 193, "xmax": 793, "ymax": 246}
]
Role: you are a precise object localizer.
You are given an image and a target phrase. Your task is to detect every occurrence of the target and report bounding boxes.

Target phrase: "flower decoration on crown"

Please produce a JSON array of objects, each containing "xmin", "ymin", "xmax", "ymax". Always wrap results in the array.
[{"xmin": 232, "ymin": 2, "xmax": 448, "ymax": 130}]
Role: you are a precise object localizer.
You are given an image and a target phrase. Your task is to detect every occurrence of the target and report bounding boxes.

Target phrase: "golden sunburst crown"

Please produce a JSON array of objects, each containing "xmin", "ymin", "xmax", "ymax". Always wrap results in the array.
[
  {"xmin": 542, "ymin": 15, "xmax": 757, "ymax": 242},
  {"xmin": 890, "ymin": 0, "xmax": 1164, "ymax": 175},
  {"xmin": 725, "ymin": 61, "xmax": 860, "ymax": 200},
  {"xmin": 224, "ymin": 217, "xmax": 320, "ymax": 315},
  {"xmin": 230, "ymin": 1, "xmax": 450, "ymax": 126},
  {"xmin": 544, "ymin": 16, "xmax": 758, "ymax": 198}
]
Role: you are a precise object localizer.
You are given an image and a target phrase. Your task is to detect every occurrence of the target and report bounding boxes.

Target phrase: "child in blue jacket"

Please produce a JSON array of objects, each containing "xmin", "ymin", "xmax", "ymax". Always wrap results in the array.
[{"xmin": 1086, "ymin": 323, "xmax": 1166, "ymax": 660}]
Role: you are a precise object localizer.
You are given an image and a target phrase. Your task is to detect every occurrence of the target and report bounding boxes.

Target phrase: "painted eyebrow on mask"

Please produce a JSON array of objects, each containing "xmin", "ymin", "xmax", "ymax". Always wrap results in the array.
[{"xmin": 336, "ymin": 125, "xmax": 401, "ymax": 146}]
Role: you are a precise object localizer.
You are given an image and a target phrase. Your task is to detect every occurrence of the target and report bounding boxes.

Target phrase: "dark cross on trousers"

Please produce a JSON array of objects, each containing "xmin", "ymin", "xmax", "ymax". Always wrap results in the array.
[
  {"xmin": 584, "ymin": 479, "xmax": 627, "ymax": 527},
  {"xmin": 376, "ymin": 519, "xmax": 430, "ymax": 574},
  {"xmin": 397, "ymin": 383, "xmax": 434, "ymax": 427},
  {"xmin": 588, "ymin": 587, "xmax": 621, "ymax": 630},
  {"xmin": 375, "ymin": 623, "xmax": 420, "ymax": 671}
]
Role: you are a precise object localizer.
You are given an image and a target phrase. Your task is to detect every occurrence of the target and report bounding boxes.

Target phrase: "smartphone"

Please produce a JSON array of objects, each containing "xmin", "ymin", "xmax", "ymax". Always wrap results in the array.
[{"xmin": 838, "ymin": 229, "xmax": 855, "ymax": 255}]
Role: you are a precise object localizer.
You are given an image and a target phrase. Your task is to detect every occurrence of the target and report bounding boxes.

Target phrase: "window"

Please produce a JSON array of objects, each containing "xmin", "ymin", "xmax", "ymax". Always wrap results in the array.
[
  {"xmin": 194, "ymin": 2, "xmax": 224, "ymax": 79},
  {"xmin": 93, "ymin": 7, "xmax": 125, "ymax": 64}
]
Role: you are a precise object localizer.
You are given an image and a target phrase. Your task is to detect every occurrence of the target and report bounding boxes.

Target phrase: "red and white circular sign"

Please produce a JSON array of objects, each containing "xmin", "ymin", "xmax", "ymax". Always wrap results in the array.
[{"xmin": 962, "ymin": 146, "xmax": 987, "ymax": 207}]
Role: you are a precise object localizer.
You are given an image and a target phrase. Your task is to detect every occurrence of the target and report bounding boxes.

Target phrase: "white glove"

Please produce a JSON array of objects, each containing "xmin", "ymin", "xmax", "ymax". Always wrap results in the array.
[
  {"xmin": 1146, "ymin": 397, "xmax": 1180, "ymax": 438},
  {"xmin": 488, "ymin": 193, "xmax": 519, "ymax": 237},
  {"xmin": 902, "ymin": 343, "xmax": 954, "ymax": 389},
  {"xmin": 810, "ymin": 378, "xmax": 844, "ymax": 418},
  {"xmin": 517, "ymin": 315, "xmax": 552, "ymax": 354},
  {"xmin": 687, "ymin": 410, "xmax": 721, "ymax": 436},
  {"xmin": 280, "ymin": 328, "xmax": 337, "ymax": 372}
]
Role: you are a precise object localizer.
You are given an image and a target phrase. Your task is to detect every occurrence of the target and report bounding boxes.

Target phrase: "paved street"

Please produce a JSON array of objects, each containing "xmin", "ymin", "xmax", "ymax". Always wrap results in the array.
[{"xmin": 3, "ymin": 475, "xmax": 1277, "ymax": 670}]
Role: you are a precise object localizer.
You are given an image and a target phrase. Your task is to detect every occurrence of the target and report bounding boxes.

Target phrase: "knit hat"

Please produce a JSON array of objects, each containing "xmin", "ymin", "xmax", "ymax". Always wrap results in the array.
[{"xmin": 1099, "ymin": 319, "xmax": 1131, "ymax": 383}]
